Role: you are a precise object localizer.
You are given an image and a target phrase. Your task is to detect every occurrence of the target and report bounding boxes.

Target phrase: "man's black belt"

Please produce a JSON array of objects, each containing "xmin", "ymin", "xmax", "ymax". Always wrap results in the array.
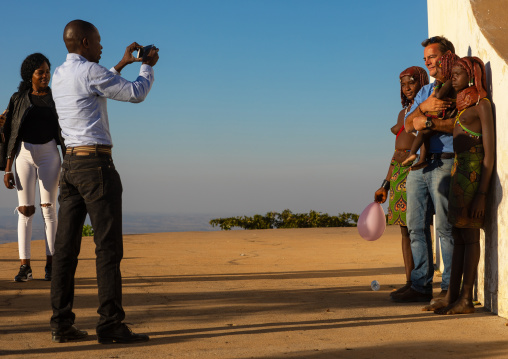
[{"xmin": 427, "ymin": 152, "xmax": 454, "ymax": 160}]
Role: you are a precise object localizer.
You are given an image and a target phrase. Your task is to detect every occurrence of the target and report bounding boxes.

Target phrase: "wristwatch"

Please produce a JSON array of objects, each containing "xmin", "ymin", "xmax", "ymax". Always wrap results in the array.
[{"xmin": 425, "ymin": 119, "xmax": 433, "ymax": 129}]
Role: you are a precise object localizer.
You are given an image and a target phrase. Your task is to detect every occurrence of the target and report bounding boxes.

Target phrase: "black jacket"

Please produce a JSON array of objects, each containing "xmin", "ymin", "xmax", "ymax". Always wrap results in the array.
[{"xmin": 0, "ymin": 89, "xmax": 64, "ymax": 170}]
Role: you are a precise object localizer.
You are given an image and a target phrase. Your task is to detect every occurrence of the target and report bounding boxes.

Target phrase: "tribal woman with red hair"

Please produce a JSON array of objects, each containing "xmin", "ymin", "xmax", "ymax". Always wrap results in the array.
[
  {"xmin": 374, "ymin": 66, "xmax": 429, "ymax": 298},
  {"xmin": 424, "ymin": 56, "xmax": 494, "ymax": 315}
]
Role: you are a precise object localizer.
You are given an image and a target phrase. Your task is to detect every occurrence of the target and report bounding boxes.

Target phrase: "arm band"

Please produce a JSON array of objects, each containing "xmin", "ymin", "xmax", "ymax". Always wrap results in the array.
[{"xmin": 381, "ymin": 179, "xmax": 390, "ymax": 191}]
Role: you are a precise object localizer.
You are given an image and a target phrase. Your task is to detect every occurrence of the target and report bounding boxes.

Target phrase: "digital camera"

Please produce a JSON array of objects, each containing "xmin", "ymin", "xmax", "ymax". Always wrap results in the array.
[{"xmin": 137, "ymin": 45, "xmax": 155, "ymax": 59}]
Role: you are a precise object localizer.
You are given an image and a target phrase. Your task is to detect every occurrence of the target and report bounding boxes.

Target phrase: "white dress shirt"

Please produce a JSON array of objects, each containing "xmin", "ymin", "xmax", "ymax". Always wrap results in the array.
[{"xmin": 52, "ymin": 53, "xmax": 154, "ymax": 148}]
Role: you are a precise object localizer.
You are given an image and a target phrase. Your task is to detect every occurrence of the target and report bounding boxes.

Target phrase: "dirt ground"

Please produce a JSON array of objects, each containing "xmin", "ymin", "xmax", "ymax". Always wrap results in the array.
[{"xmin": 1, "ymin": 226, "xmax": 508, "ymax": 358}]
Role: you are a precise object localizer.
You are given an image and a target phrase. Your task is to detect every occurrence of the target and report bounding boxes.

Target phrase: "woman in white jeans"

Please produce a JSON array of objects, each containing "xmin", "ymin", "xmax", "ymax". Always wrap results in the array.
[{"xmin": 0, "ymin": 53, "xmax": 64, "ymax": 282}]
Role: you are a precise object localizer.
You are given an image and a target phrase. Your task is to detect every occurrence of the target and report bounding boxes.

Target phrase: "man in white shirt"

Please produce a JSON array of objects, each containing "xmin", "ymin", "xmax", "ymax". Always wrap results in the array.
[{"xmin": 50, "ymin": 19, "xmax": 159, "ymax": 344}]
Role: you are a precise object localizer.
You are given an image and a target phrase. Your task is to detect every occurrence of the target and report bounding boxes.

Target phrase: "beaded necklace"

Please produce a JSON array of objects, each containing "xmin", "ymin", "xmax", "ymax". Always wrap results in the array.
[{"xmin": 454, "ymin": 98, "xmax": 489, "ymax": 139}]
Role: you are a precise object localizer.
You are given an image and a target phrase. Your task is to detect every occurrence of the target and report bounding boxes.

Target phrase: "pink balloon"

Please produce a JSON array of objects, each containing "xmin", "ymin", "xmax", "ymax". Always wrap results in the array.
[{"xmin": 357, "ymin": 202, "xmax": 386, "ymax": 241}]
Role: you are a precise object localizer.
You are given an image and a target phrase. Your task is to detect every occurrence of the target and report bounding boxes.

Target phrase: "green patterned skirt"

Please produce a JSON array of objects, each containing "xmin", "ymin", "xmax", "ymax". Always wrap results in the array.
[
  {"xmin": 448, "ymin": 144, "xmax": 484, "ymax": 228},
  {"xmin": 388, "ymin": 160, "xmax": 411, "ymax": 226}
]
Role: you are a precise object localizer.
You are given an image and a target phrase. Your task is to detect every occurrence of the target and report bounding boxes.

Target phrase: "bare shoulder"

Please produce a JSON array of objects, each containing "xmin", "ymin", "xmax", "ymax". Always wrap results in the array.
[
  {"xmin": 478, "ymin": 98, "xmax": 492, "ymax": 111},
  {"xmin": 468, "ymin": 99, "xmax": 492, "ymax": 118}
]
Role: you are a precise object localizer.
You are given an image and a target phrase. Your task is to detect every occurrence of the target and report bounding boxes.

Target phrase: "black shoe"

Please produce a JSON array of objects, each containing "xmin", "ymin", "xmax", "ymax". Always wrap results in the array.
[
  {"xmin": 389, "ymin": 282, "xmax": 412, "ymax": 298},
  {"xmin": 391, "ymin": 287, "xmax": 433, "ymax": 303},
  {"xmin": 52, "ymin": 325, "xmax": 88, "ymax": 343},
  {"xmin": 97, "ymin": 323, "xmax": 149, "ymax": 344},
  {"xmin": 14, "ymin": 264, "xmax": 33, "ymax": 282},
  {"xmin": 44, "ymin": 264, "xmax": 52, "ymax": 281}
]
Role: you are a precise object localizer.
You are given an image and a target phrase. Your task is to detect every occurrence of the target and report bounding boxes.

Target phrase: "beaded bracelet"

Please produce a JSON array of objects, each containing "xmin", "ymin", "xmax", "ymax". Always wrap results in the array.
[{"xmin": 381, "ymin": 179, "xmax": 390, "ymax": 190}]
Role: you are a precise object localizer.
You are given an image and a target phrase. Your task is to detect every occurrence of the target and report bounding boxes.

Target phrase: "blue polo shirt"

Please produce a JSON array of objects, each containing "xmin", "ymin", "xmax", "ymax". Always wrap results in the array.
[{"xmin": 404, "ymin": 82, "xmax": 453, "ymax": 153}]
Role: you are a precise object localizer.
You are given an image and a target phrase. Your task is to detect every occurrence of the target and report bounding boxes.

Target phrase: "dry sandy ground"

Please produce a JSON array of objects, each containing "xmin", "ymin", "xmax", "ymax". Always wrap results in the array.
[{"xmin": 1, "ymin": 226, "xmax": 508, "ymax": 359}]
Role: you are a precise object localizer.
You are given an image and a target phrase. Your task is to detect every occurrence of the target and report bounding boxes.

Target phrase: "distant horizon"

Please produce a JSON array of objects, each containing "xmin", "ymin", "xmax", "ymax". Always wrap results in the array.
[
  {"xmin": 0, "ymin": 210, "xmax": 222, "ymax": 245},
  {"xmin": 0, "ymin": 206, "xmax": 364, "ymax": 217},
  {"xmin": 0, "ymin": 206, "xmax": 367, "ymax": 244}
]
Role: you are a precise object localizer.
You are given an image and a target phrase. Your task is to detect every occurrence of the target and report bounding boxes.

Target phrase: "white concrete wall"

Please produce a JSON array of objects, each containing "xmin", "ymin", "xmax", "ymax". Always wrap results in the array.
[{"xmin": 428, "ymin": 0, "xmax": 508, "ymax": 317}]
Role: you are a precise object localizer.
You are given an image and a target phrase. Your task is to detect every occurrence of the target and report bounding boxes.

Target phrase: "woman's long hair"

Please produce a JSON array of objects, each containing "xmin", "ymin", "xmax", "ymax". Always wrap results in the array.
[
  {"xmin": 455, "ymin": 56, "xmax": 488, "ymax": 111},
  {"xmin": 18, "ymin": 53, "xmax": 51, "ymax": 92}
]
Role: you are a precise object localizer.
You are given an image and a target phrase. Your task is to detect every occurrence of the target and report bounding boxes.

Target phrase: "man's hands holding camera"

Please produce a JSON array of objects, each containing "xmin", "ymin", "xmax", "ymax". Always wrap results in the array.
[
  {"xmin": 114, "ymin": 42, "xmax": 159, "ymax": 73},
  {"xmin": 141, "ymin": 45, "xmax": 159, "ymax": 67}
]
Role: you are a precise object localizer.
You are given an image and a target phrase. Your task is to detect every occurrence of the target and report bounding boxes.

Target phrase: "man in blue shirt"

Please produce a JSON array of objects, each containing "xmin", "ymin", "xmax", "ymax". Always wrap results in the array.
[
  {"xmin": 392, "ymin": 36, "xmax": 456, "ymax": 303},
  {"xmin": 50, "ymin": 20, "xmax": 159, "ymax": 343}
]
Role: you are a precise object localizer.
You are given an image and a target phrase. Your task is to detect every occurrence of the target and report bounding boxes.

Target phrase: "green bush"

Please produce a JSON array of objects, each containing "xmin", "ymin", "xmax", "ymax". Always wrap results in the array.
[
  {"xmin": 210, "ymin": 210, "xmax": 359, "ymax": 231},
  {"xmin": 82, "ymin": 224, "xmax": 94, "ymax": 237}
]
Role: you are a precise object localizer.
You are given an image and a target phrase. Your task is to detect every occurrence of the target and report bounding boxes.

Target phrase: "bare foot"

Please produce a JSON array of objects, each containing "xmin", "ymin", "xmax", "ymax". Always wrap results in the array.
[
  {"xmin": 422, "ymin": 298, "xmax": 448, "ymax": 312},
  {"xmin": 401, "ymin": 154, "xmax": 417, "ymax": 167},
  {"xmin": 429, "ymin": 290, "xmax": 447, "ymax": 305},
  {"xmin": 443, "ymin": 298, "xmax": 475, "ymax": 315}
]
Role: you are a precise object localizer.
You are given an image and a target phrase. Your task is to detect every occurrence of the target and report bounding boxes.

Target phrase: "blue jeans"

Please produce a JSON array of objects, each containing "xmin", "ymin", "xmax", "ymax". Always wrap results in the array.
[
  {"xmin": 50, "ymin": 153, "xmax": 125, "ymax": 332},
  {"xmin": 406, "ymin": 157, "xmax": 454, "ymax": 294}
]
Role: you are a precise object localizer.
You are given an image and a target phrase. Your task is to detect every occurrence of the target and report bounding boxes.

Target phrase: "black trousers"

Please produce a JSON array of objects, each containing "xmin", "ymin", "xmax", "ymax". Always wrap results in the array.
[{"xmin": 50, "ymin": 152, "xmax": 125, "ymax": 332}]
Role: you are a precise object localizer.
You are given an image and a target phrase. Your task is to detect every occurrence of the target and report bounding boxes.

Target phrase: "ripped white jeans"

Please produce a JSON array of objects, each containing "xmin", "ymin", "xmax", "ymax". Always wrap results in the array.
[{"xmin": 14, "ymin": 140, "xmax": 61, "ymax": 259}]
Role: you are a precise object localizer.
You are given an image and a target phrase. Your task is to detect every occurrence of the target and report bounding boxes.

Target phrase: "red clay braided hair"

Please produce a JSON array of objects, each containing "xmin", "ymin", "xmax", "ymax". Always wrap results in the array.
[
  {"xmin": 455, "ymin": 56, "xmax": 488, "ymax": 111},
  {"xmin": 438, "ymin": 51, "xmax": 460, "ymax": 81},
  {"xmin": 399, "ymin": 66, "xmax": 429, "ymax": 108}
]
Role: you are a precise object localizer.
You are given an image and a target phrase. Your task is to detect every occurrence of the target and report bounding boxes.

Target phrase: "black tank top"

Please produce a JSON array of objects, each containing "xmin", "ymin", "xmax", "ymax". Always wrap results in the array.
[{"xmin": 19, "ymin": 93, "xmax": 58, "ymax": 144}]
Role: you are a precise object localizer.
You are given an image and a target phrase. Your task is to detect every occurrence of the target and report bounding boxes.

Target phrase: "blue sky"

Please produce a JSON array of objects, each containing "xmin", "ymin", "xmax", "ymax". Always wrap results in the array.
[{"xmin": 0, "ymin": 0, "xmax": 429, "ymax": 216}]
